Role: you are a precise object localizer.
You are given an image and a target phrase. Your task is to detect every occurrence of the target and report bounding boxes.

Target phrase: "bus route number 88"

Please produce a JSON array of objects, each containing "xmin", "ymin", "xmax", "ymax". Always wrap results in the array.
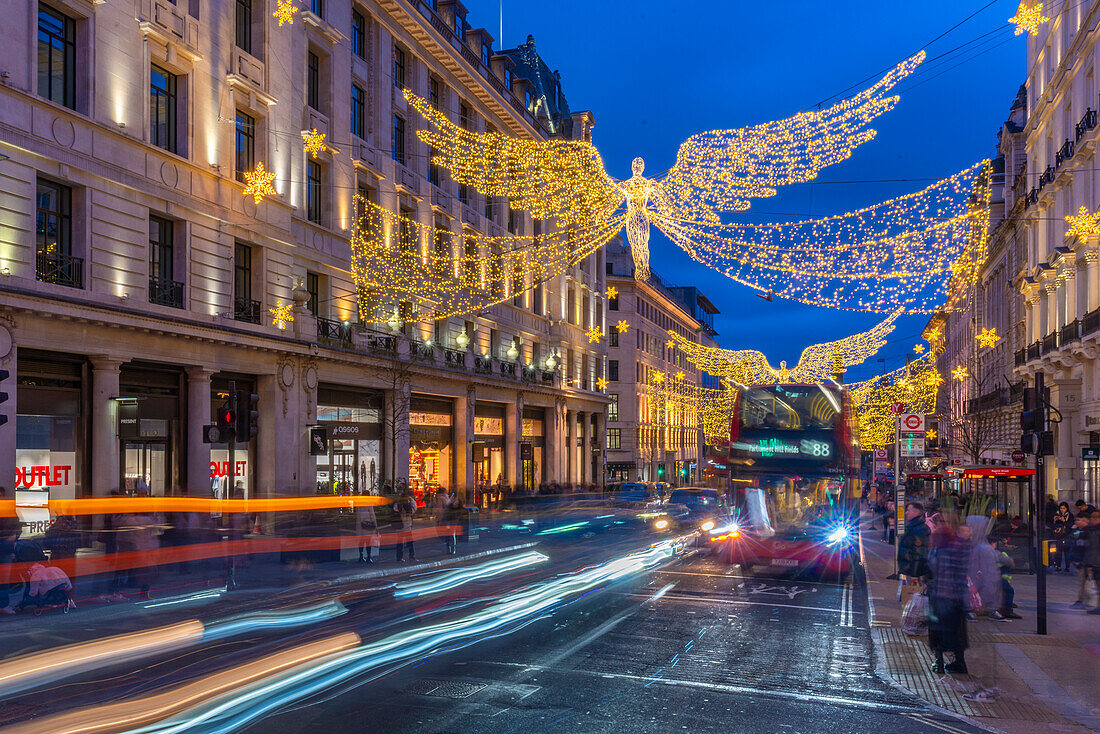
[{"xmin": 802, "ymin": 440, "xmax": 831, "ymax": 458}]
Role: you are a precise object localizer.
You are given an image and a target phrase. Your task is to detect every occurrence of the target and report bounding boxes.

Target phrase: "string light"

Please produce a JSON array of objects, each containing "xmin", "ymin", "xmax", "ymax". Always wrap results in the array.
[
  {"xmin": 1009, "ymin": 2, "xmax": 1049, "ymax": 35},
  {"xmin": 270, "ymin": 301, "xmax": 294, "ymax": 330},
  {"xmin": 975, "ymin": 327, "xmax": 1001, "ymax": 349},
  {"xmin": 952, "ymin": 365, "xmax": 969, "ymax": 381},
  {"xmin": 1065, "ymin": 206, "xmax": 1100, "ymax": 241},
  {"xmin": 849, "ymin": 352, "xmax": 941, "ymax": 447},
  {"xmin": 646, "ymin": 373, "xmax": 738, "ymax": 446},
  {"xmin": 605, "ymin": 286, "xmax": 618, "ymax": 300},
  {"xmin": 616, "ymin": 320, "xmax": 630, "ymax": 333},
  {"xmin": 273, "ymin": 0, "xmax": 298, "ymax": 25},
  {"xmin": 666, "ymin": 309, "xmax": 901, "ymax": 384},
  {"xmin": 242, "ymin": 162, "xmax": 277, "ymax": 205},
  {"xmin": 586, "ymin": 327, "xmax": 603, "ymax": 344},
  {"xmin": 302, "ymin": 128, "xmax": 328, "ymax": 159}
]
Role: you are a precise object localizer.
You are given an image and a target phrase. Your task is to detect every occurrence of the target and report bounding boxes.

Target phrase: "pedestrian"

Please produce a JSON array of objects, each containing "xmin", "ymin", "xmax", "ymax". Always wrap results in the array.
[
  {"xmin": 443, "ymin": 493, "xmax": 463, "ymax": 555},
  {"xmin": 927, "ymin": 524, "xmax": 972, "ymax": 675},
  {"xmin": 1084, "ymin": 510, "xmax": 1100, "ymax": 615},
  {"xmin": 357, "ymin": 492, "xmax": 379, "ymax": 564},
  {"xmin": 393, "ymin": 489, "xmax": 417, "ymax": 563},
  {"xmin": 971, "ymin": 533, "xmax": 1004, "ymax": 620},
  {"xmin": 898, "ymin": 501, "xmax": 931, "ymax": 581},
  {"xmin": 1075, "ymin": 499, "xmax": 1097, "ymax": 518},
  {"xmin": 21, "ymin": 545, "xmax": 75, "ymax": 611},
  {"xmin": 117, "ymin": 498, "xmax": 161, "ymax": 601},
  {"xmin": 885, "ymin": 499, "xmax": 897, "ymax": 545},
  {"xmin": 0, "ymin": 514, "xmax": 18, "ymax": 616},
  {"xmin": 992, "ymin": 537, "xmax": 1021, "ymax": 619},
  {"xmin": 431, "ymin": 487, "xmax": 452, "ymax": 553},
  {"xmin": 1051, "ymin": 502, "xmax": 1073, "ymax": 572},
  {"xmin": 1070, "ymin": 514, "xmax": 1092, "ymax": 609},
  {"xmin": 42, "ymin": 515, "xmax": 82, "ymax": 561}
]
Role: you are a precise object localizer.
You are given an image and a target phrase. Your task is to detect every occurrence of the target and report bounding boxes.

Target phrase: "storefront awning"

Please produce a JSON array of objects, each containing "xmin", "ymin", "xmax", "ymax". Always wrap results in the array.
[
  {"xmin": 946, "ymin": 465, "xmax": 1035, "ymax": 478},
  {"xmin": 907, "ymin": 473, "xmax": 944, "ymax": 479}
]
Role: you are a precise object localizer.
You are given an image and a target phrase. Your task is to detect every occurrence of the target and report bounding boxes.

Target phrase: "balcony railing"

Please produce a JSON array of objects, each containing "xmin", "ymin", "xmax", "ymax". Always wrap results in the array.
[
  {"xmin": 1060, "ymin": 319, "xmax": 1081, "ymax": 346},
  {"xmin": 472, "ymin": 355, "xmax": 491, "ymax": 374},
  {"xmin": 521, "ymin": 365, "xmax": 538, "ymax": 382},
  {"xmin": 317, "ymin": 317, "xmax": 352, "ymax": 346},
  {"xmin": 148, "ymin": 276, "xmax": 184, "ymax": 308},
  {"xmin": 1056, "ymin": 139, "xmax": 1076, "ymax": 167},
  {"xmin": 365, "ymin": 330, "xmax": 396, "ymax": 354},
  {"xmin": 1038, "ymin": 165, "xmax": 1056, "ymax": 189},
  {"xmin": 444, "ymin": 348, "xmax": 466, "ymax": 368},
  {"xmin": 541, "ymin": 371, "xmax": 554, "ymax": 385},
  {"xmin": 1025, "ymin": 188, "xmax": 1039, "ymax": 207},
  {"xmin": 233, "ymin": 297, "xmax": 261, "ymax": 324},
  {"xmin": 1015, "ymin": 347, "xmax": 1027, "ymax": 367},
  {"xmin": 1084, "ymin": 307, "xmax": 1100, "ymax": 336},
  {"xmin": 499, "ymin": 361, "xmax": 517, "ymax": 378},
  {"xmin": 36, "ymin": 252, "xmax": 84, "ymax": 289},
  {"xmin": 1076, "ymin": 109, "xmax": 1097, "ymax": 142},
  {"xmin": 1027, "ymin": 341, "xmax": 1041, "ymax": 362},
  {"xmin": 411, "ymin": 340, "xmax": 435, "ymax": 361},
  {"xmin": 1041, "ymin": 331, "xmax": 1060, "ymax": 354}
]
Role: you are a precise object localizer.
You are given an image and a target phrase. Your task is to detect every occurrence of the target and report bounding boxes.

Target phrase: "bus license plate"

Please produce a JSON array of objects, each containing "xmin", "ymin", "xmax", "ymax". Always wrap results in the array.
[{"xmin": 770, "ymin": 558, "xmax": 799, "ymax": 567}]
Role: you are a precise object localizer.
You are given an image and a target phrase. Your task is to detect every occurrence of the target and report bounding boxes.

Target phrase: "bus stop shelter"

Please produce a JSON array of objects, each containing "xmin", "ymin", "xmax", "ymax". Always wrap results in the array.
[{"xmin": 946, "ymin": 464, "xmax": 1037, "ymax": 571}]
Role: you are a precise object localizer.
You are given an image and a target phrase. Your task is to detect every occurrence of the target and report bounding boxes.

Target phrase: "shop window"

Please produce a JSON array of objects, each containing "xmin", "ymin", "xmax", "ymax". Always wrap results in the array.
[
  {"xmin": 607, "ymin": 428, "xmax": 622, "ymax": 450},
  {"xmin": 235, "ymin": 110, "xmax": 255, "ymax": 183},
  {"xmin": 38, "ymin": 3, "xmax": 76, "ymax": 110},
  {"xmin": 150, "ymin": 65, "xmax": 179, "ymax": 154}
]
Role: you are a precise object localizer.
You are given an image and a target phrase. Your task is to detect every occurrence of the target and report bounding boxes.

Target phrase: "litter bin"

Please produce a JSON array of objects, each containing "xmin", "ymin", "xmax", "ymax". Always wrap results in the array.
[{"xmin": 462, "ymin": 506, "xmax": 480, "ymax": 543}]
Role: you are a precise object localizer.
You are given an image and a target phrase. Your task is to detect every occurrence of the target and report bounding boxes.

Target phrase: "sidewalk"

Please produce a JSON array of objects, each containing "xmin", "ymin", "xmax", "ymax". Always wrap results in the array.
[{"xmin": 860, "ymin": 510, "xmax": 1100, "ymax": 733}]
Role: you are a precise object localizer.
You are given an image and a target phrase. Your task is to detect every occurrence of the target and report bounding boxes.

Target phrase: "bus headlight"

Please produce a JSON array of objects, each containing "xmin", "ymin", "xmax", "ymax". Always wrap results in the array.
[
  {"xmin": 655, "ymin": 519, "xmax": 669, "ymax": 530},
  {"xmin": 700, "ymin": 520, "xmax": 715, "ymax": 532},
  {"xmin": 827, "ymin": 525, "xmax": 851, "ymax": 544}
]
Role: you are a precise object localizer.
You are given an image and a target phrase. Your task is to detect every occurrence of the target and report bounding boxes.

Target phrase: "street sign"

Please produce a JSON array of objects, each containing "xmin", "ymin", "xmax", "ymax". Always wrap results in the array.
[
  {"xmin": 901, "ymin": 436, "xmax": 925, "ymax": 457},
  {"xmin": 891, "ymin": 402, "xmax": 905, "ymax": 414},
  {"xmin": 874, "ymin": 448, "xmax": 888, "ymax": 460},
  {"xmin": 1012, "ymin": 450, "xmax": 1026, "ymax": 463},
  {"xmin": 900, "ymin": 413, "xmax": 925, "ymax": 432},
  {"xmin": 874, "ymin": 460, "xmax": 888, "ymax": 475},
  {"xmin": 1083, "ymin": 446, "xmax": 1100, "ymax": 461}
]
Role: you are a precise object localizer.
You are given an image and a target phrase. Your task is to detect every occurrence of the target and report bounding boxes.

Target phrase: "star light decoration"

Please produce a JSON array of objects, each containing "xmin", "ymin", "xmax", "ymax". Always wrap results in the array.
[
  {"xmin": 404, "ymin": 53, "xmax": 985, "ymax": 314},
  {"xmin": 242, "ymin": 162, "xmax": 277, "ymax": 205},
  {"xmin": 586, "ymin": 327, "xmax": 603, "ymax": 344},
  {"xmin": 952, "ymin": 365, "xmax": 969, "ymax": 381},
  {"xmin": 666, "ymin": 309, "xmax": 901, "ymax": 385},
  {"xmin": 302, "ymin": 129, "xmax": 328, "ymax": 159},
  {"xmin": 1065, "ymin": 206, "xmax": 1100, "ymax": 241},
  {"xmin": 273, "ymin": 0, "xmax": 298, "ymax": 26},
  {"xmin": 1009, "ymin": 2, "xmax": 1050, "ymax": 35},
  {"xmin": 270, "ymin": 301, "xmax": 294, "ymax": 330},
  {"xmin": 616, "ymin": 320, "xmax": 630, "ymax": 333},
  {"xmin": 976, "ymin": 327, "xmax": 1001, "ymax": 349}
]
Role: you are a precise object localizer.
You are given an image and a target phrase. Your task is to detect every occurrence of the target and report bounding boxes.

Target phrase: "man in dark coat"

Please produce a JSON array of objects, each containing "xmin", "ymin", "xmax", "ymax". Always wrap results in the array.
[
  {"xmin": 898, "ymin": 501, "xmax": 931, "ymax": 579},
  {"xmin": 927, "ymin": 524, "xmax": 972, "ymax": 674}
]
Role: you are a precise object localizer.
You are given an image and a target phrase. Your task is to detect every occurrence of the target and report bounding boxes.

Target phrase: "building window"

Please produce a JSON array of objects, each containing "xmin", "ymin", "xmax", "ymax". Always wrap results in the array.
[
  {"xmin": 307, "ymin": 160, "xmax": 322, "ymax": 224},
  {"xmin": 429, "ymin": 77, "xmax": 441, "ymax": 109},
  {"xmin": 150, "ymin": 65, "xmax": 178, "ymax": 154},
  {"xmin": 607, "ymin": 428, "xmax": 622, "ymax": 450},
  {"xmin": 609, "ymin": 293, "xmax": 619, "ymax": 311},
  {"xmin": 504, "ymin": 68, "xmax": 512, "ymax": 90},
  {"xmin": 235, "ymin": 0, "xmax": 252, "ymax": 54},
  {"xmin": 235, "ymin": 110, "xmax": 255, "ymax": 183},
  {"xmin": 525, "ymin": 89, "xmax": 532, "ymax": 109},
  {"xmin": 234, "ymin": 242, "xmax": 260, "ymax": 323},
  {"xmin": 149, "ymin": 215, "xmax": 183, "ymax": 308},
  {"xmin": 310, "ymin": 0, "xmax": 323, "ymax": 17},
  {"xmin": 393, "ymin": 46, "xmax": 406, "ymax": 90},
  {"xmin": 481, "ymin": 43, "xmax": 490, "ymax": 66},
  {"xmin": 608, "ymin": 360, "xmax": 619, "ymax": 381},
  {"xmin": 307, "ymin": 51, "xmax": 320, "ymax": 110},
  {"xmin": 392, "ymin": 114, "xmax": 405, "ymax": 164},
  {"xmin": 36, "ymin": 178, "xmax": 81, "ymax": 288},
  {"xmin": 453, "ymin": 12, "xmax": 464, "ymax": 37},
  {"xmin": 608, "ymin": 394, "xmax": 619, "ymax": 422},
  {"xmin": 38, "ymin": 4, "xmax": 76, "ymax": 109},
  {"xmin": 351, "ymin": 84, "xmax": 365, "ymax": 138},
  {"xmin": 351, "ymin": 9, "xmax": 366, "ymax": 59},
  {"xmin": 306, "ymin": 271, "xmax": 320, "ymax": 315},
  {"xmin": 609, "ymin": 329, "xmax": 619, "ymax": 348},
  {"xmin": 428, "ymin": 145, "xmax": 440, "ymax": 185}
]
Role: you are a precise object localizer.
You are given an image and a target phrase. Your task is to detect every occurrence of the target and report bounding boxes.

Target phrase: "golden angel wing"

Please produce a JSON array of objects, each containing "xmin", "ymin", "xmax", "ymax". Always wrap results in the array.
[
  {"xmin": 655, "ymin": 52, "xmax": 925, "ymax": 223},
  {"xmin": 667, "ymin": 332, "xmax": 775, "ymax": 384},
  {"xmin": 405, "ymin": 90, "xmax": 624, "ymax": 227},
  {"xmin": 790, "ymin": 308, "xmax": 902, "ymax": 382}
]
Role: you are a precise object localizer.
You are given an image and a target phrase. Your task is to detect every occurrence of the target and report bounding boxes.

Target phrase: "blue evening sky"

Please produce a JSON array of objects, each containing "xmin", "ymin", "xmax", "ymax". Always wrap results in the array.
[{"xmin": 463, "ymin": 0, "xmax": 1026, "ymax": 381}]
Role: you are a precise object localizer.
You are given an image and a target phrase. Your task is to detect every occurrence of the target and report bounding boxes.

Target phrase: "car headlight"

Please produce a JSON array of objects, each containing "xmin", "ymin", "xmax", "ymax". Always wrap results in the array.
[
  {"xmin": 655, "ymin": 519, "xmax": 669, "ymax": 530},
  {"xmin": 700, "ymin": 520, "xmax": 715, "ymax": 532},
  {"xmin": 827, "ymin": 525, "xmax": 851, "ymax": 544}
]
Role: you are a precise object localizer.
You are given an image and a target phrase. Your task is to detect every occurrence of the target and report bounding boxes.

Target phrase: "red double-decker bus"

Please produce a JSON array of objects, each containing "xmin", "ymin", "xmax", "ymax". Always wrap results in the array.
[{"xmin": 711, "ymin": 383, "xmax": 860, "ymax": 578}]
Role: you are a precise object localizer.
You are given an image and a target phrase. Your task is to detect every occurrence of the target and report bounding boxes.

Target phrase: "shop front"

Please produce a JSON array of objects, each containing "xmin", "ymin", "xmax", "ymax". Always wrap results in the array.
[
  {"xmin": 474, "ymin": 403, "xmax": 505, "ymax": 504},
  {"xmin": 521, "ymin": 408, "xmax": 545, "ymax": 492},
  {"xmin": 15, "ymin": 350, "xmax": 85, "ymax": 536},
  {"xmin": 409, "ymin": 396, "xmax": 454, "ymax": 506},
  {"xmin": 118, "ymin": 362, "xmax": 182, "ymax": 495},
  {"xmin": 606, "ymin": 462, "xmax": 633, "ymax": 483},
  {"xmin": 315, "ymin": 386, "xmax": 383, "ymax": 496},
  {"xmin": 210, "ymin": 375, "xmax": 255, "ymax": 499}
]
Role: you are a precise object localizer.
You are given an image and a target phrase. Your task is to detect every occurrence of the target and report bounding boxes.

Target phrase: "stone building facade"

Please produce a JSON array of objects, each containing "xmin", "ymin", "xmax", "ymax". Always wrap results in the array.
[{"xmin": 0, "ymin": 0, "xmax": 608, "ymax": 510}]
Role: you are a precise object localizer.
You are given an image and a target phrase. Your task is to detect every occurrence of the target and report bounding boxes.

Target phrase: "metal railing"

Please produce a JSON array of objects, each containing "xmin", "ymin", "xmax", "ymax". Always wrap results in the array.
[
  {"xmin": 499, "ymin": 361, "xmax": 517, "ymax": 378},
  {"xmin": 365, "ymin": 331, "xmax": 396, "ymax": 354},
  {"xmin": 1060, "ymin": 319, "xmax": 1081, "ymax": 346},
  {"xmin": 1041, "ymin": 331, "xmax": 1059, "ymax": 354},
  {"xmin": 317, "ymin": 317, "xmax": 352, "ymax": 346},
  {"xmin": 1025, "ymin": 188, "xmax": 1039, "ymax": 207},
  {"xmin": 444, "ymin": 348, "xmax": 466, "ymax": 368},
  {"xmin": 521, "ymin": 365, "xmax": 538, "ymax": 382},
  {"xmin": 1056, "ymin": 139, "xmax": 1076, "ymax": 167},
  {"xmin": 1038, "ymin": 165, "xmax": 1056, "ymax": 189},
  {"xmin": 1027, "ymin": 341, "xmax": 1041, "ymax": 362},
  {"xmin": 36, "ymin": 252, "xmax": 84, "ymax": 289},
  {"xmin": 1015, "ymin": 348, "xmax": 1027, "ymax": 367},
  {"xmin": 541, "ymin": 371, "xmax": 554, "ymax": 385},
  {"xmin": 1077, "ymin": 109, "xmax": 1098, "ymax": 142},
  {"xmin": 474, "ymin": 355, "xmax": 492, "ymax": 374},
  {"xmin": 1084, "ymin": 307, "xmax": 1100, "ymax": 336},
  {"xmin": 411, "ymin": 340, "xmax": 435, "ymax": 361},
  {"xmin": 149, "ymin": 276, "xmax": 184, "ymax": 308},
  {"xmin": 233, "ymin": 297, "xmax": 261, "ymax": 324}
]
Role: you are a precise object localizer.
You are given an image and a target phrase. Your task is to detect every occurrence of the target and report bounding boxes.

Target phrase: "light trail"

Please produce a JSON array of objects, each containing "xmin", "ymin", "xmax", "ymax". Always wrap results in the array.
[{"xmin": 393, "ymin": 551, "xmax": 549, "ymax": 598}]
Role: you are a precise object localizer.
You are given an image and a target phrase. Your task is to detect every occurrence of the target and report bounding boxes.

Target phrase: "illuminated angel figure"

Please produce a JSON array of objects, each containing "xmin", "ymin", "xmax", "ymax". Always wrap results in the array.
[
  {"xmin": 406, "ymin": 53, "xmax": 925, "ymax": 283},
  {"xmin": 668, "ymin": 309, "xmax": 902, "ymax": 385}
]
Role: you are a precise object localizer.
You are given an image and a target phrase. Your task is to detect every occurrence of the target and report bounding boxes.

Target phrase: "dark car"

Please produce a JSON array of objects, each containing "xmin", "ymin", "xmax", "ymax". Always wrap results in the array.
[
  {"xmin": 606, "ymin": 482, "xmax": 654, "ymax": 506},
  {"xmin": 665, "ymin": 487, "xmax": 732, "ymax": 537}
]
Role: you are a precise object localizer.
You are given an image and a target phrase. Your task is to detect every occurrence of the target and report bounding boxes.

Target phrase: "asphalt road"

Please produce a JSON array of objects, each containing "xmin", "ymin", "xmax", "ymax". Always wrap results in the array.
[{"xmin": 241, "ymin": 551, "xmax": 987, "ymax": 734}]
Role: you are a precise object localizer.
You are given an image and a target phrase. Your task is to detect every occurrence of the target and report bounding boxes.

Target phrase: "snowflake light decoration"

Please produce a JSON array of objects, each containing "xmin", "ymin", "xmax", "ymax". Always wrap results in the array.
[
  {"xmin": 651, "ymin": 371, "xmax": 665, "ymax": 384},
  {"xmin": 1009, "ymin": 2, "xmax": 1049, "ymax": 35},
  {"xmin": 302, "ymin": 128, "xmax": 328, "ymax": 159},
  {"xmin": 242, "ymin": 162, "xmax": 277, "ymax": 204},
  {"xmin": 675, "ymin": 371, "xmax": 685, "ymax": 381},
  {"xmin": 273, "ymin": 0, "xmax": 298, "ymax": 26},
  {"xmin": 1065, "ymin": 206, "xmax": 1100, "ymax": 241},
  {"xmin": 596, "ymin": 377, "xmax": 608, "ymax": 391},
  {"xmin": 913, "ymin": 344, "xmax": 925, "ymax": 354},
  {"xmin": 270, "ymin": 301, "xmax": 294, "ymax": 329},
  {"xmin": 605, "ymin": 286, "xmax": 618, "ymax": 300},
  {"xmin": 952, "ymin": 365, "xmax": 969, "ymax": 381},
  {"xmin": 976, "ymin": 327, "xmax": 1001, "ymax": 349},
  {"xmin": 616, "ymin": 320, "xmax": 630, "ymax": 333},
  {"xmin": 926, "ymin": 428, "xmax": 937, "ymax": 440},
  {"xmin": 586, "ymin": 327, "xmax": 603, "ymax": 344}
]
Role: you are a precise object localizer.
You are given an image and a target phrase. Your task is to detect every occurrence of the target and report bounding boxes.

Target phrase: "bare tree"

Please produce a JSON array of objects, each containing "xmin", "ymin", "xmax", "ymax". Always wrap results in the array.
[
  {"xmin": 361, "ymin": 336, "xmax": 414, "ymax": 494},
  {"xmin": 945, "ymin": 335, "xmax": 1015, "ymax": 464}
]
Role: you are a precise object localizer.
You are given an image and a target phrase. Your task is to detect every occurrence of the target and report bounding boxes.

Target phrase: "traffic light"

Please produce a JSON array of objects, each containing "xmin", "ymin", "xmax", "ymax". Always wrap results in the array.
[
  {"xmin": 0, "ymin": 368, "xmax": 9, "ymax": 427},
  {"xmin": 217, "ymin": 401, "xmax": 236, "ymax": 438},
  {"xmin": 234, "ymin": 391, "xmax": 259, "ymax": 442},
  {"xmin": 657, "ymin": 465, "xmax": 665, "ymax": 479},
  {"xmin": 1020, "ymin": 387, "xmax": 1046, "ymax": 433}
]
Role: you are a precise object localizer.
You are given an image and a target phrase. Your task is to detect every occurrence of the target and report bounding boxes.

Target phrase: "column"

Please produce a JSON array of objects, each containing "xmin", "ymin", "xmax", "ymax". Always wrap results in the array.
[
  {"xmin": 453, "ymin": 386, "xmax": 475, "ymax": 501},
  {"xmin": 1086, "ymin": 258, "xmax": 1099, "ymax": 312},
  {"xmin": 1052, "ymin": 377, "xmax": 1082, "ymax": 500},
  {"xmin": 385, "ymin": 379, "xmax": 411, "ymax": 491},
  {"xmin": 185, "ymin": 367, "xmax": 214, "ymax": 496},
  {"xmin": 593, "ymin": 411, "xmax": 605, "ymax": 488},
  {"xmin": 90, "ymin": 357, "xmax": 124, "ymax": 497},
  {"xmin": 0, "ymin": 342, "xmax": 15, "ymax": 495},
  {"xmin": 546, "ymin": 401, "xmax": 563, "ymax": 483},
  {"xmin": 256, "ymin": 372, "xmax": 296, "ymax": 498},
  {"xmin": 571, "ymin": 411, "xmax": 582, "ymax": 485},
  {"xmin": 505, "ymin": 395, "xmax": 520, "ymax": 489}
]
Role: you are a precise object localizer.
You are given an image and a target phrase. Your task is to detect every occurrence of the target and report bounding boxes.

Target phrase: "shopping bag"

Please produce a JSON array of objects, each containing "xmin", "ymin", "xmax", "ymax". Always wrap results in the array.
[
  {"xmin": 967, "ymin": 576, "xmax": 983, "ymax": 613},
  {"xmin": 368, "ymin": 531, "xmax": 381, "ymax": 549},
  {"xmin": 902, "ymin": 592, "xmax": 928, "ymax": 636}
]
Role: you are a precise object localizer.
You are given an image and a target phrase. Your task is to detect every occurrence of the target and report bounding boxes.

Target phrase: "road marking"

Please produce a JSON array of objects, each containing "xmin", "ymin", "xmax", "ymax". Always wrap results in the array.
[
  {"xmin": 840, "ymin": 583, "xmax": 854, "ymax": 627},
  {"xmin": 904, "ymin": 713, "xmax": 975, "ymax": 734},
  {"xmin": 629, "ymin": 591, "xmax": 866, "ymax": 616}
]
